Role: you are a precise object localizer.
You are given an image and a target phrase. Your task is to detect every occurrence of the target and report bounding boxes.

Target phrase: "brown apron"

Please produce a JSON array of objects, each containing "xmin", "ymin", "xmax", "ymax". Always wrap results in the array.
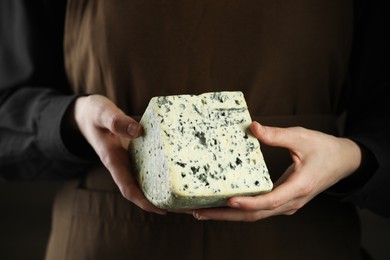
[{"xmin": 46, "ymin": 0, "xmax": 362, "ymax": 259}]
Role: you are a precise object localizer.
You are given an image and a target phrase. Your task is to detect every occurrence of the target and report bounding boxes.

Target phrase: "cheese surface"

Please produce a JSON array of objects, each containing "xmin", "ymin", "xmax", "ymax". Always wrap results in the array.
[{"xmin": 129, "ymin": 91, "xmax": 272, "ymax": 210}]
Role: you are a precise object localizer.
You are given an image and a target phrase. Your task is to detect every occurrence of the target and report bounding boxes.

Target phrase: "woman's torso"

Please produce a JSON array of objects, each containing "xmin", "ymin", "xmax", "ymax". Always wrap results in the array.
[{"xmin": 46, "ymin": 1, "xmax": 361, "ymax": 259}]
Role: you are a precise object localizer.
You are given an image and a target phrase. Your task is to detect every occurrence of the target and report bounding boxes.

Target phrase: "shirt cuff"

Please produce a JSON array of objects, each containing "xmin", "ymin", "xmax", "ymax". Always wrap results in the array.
[
  {"xmin": 37, "ymin": 94, "xmax": 98, "ymax": 163},
  {"xmin": 327, "ymin": 142, "xmax": 378, "ymax": 196}
]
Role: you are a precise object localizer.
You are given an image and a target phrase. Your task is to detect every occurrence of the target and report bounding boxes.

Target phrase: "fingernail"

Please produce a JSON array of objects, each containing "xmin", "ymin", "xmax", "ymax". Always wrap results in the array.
[
  {"xmin": 197, "ymin": 215, "xmax": 211, "ymax": 221},
  {"xmin": 127, "ymin": 123, "xmax": 141, "ymax": 138},
  {"xmin": 155, "ymin": 210, "xmax": 167, "ymax": 215},
  {"xmin": 231, "ymin": 202, "xmax": 241, "ymax": 209},
  {"xmin": 193, "ymin": 211, "xmax": 210, "ymax": 221}
]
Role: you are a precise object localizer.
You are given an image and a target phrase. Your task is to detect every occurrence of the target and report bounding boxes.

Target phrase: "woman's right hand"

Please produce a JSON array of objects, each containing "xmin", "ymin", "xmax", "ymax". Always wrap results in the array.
[{"xmin": 71, "ymin": 95, "xmax": 167, "ymax": 215}]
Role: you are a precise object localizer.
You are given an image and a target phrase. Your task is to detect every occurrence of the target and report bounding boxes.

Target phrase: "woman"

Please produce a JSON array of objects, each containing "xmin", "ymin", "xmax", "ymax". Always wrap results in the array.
[{"xmin": 0, "ymin": 0, "xmax": 388, "ymax": 259}]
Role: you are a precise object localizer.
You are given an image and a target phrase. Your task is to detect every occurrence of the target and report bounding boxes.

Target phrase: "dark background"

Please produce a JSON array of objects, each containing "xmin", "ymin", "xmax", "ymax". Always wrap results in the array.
[{"xmin": 0, "ymin": 182, "xmax": 389, "ymax": 260}]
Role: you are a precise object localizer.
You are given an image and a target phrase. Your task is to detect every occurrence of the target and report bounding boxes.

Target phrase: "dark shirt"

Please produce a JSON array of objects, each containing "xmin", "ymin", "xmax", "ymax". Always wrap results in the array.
[
  {"xmin": 0, "ymin": 0, "xmax": 389, "ymax": 216},
  {"xmin": 0, "ymin": 0, "xmax": 93, "ymax": 180}
]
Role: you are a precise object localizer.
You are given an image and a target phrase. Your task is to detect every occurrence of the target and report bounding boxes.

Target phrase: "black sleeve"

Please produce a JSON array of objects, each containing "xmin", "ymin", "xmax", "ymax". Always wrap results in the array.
[
  {"xmin": 0, "ymin": 0, "xmax": 96, "ymax": 181},
  {"xmin": 338, "ymin": 0, "xmax": 390, "ymax": 217}
]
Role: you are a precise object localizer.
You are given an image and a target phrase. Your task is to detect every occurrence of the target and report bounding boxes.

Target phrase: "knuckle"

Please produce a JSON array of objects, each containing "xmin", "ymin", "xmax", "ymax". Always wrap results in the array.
[
  {"xmin": 290, "ymin": 126, "xmax": 306, "ymax": 136},
  {"xmin": 99, "ymin": 152, "xmax": 112, "ymax": 168},
  {"xmin": 284, "ymin": 209, "xmax": 298, "ymax": 216},
  {"xmin": 293, "ymin": 126, "xmax": 305, "ymax": 132},
  {"xmin": 267, "ymin": 127, "xmax": 283, "ymax": 143},
  {"xmin": 289, "ymin": 126, "xmax": 309, "ymax": 142},
  {"xmin": 108, "ymin": 113, "xmax": 121, "ymax": 133},
  {"xmin": 119, "ymin": 184, "xmax": 134, "ymax": 201},
  {"xmin": 289, "ymin": 200, "xmax": 305, "ymax": 213},
  {"xmin": 243, "ymin": 213, "xmax": 261, "ymax": 222},
  {"xmin": 83, "ymin": 95, "xmax": 95, "ymax": 107},
  {"xmin": 119, "ymin": 186, "xmax": 152, "ymax": 213},
  {"xmin": 267, "ymin": 197, "xmax": 282, "ymax": 210},
  {"xmin": 119, "ymin": 187, "xmax": 128, "ymax": 200},
  {"xmin": 297, "ymin": 183, "xmax": 313, "ymax": 196}
]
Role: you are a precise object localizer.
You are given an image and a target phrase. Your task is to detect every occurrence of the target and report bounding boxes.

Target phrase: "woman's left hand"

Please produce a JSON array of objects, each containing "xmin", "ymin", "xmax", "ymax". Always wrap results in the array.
[{"xmin": 193, "ymin": 121, "xmax": 362, "ymax": 221}]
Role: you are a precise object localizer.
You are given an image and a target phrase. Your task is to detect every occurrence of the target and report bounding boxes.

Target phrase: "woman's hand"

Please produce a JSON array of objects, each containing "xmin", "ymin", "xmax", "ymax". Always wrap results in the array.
[
  {"xmin": 73, "ymin": 95, "xmax": 166, "ymax": 215},
  {"xmin": 193, "ymin": 121, "xmax": 362, "ymax": 221}
]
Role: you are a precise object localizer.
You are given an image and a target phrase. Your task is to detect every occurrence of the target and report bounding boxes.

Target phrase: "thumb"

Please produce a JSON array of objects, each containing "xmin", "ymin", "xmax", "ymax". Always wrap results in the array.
[
  {"xmin": 94, "ymin": 99, "xmax": 142, "ymax": 139},
  {"xmin": 250, "ymin": 121, "xmax": 301, "ymax": 150},
  {"xmin": 105, "ymin": 113, "xmax": 142, "ymax": 139}
]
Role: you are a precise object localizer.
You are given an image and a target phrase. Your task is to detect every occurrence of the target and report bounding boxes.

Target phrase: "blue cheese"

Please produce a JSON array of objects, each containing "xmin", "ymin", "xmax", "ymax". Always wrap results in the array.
[{"xmin": 129, "ymin": 91, "xmax": 272, "ymax": 210}]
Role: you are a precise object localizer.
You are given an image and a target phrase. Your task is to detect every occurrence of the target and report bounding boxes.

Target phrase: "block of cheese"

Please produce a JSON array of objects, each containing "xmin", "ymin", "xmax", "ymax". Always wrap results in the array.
[{"xmin": 129, "ymin": 91, "xmax": 272, "ymax": 210}]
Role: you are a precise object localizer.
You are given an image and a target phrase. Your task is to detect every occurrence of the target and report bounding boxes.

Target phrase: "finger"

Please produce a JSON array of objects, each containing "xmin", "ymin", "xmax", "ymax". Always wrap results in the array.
[
  {"xmin": 101, "ymin": 110, "xmax": 143, "ymax": 139},
  {"xmin": 250, "ymin": 121, "xmax": 303, "ymax": 151},
  {"xmin": 75, "ymin": 95, "xmax": 142, "ymax": 139},
  {"xmin": 87, "ymin": 95, "xmax": 142, "ymax": 139},
  {"xmin": 227, "ymin": 177, "xmax": 306, "ymax": 211},
  {"xmin": 97, "ymin": 140, "xmax": 166, "ymax": 215},
  {"xmin": 194, "ymin": 191, "xmax": 307, "ymax": 221},
  {"xmin": 193, "ymin": 201, "xmax": 299, "ymax": 222},
  {"xmin": 193, "ymin": 207, "xmax": 266, "ymax": 222}
]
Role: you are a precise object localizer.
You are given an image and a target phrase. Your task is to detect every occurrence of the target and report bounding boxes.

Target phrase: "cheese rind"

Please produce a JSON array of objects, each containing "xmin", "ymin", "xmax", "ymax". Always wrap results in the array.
[{"xmin": 129, "ymin": 91, "xmax": 272, "ymax": 210}]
